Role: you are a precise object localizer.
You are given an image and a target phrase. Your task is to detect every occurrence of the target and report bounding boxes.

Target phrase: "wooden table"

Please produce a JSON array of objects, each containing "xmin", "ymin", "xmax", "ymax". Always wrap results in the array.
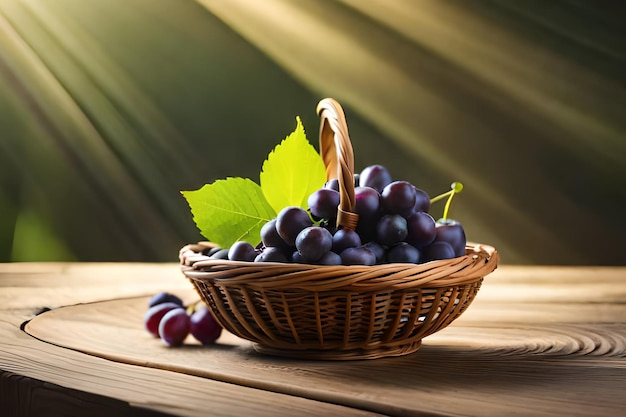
[{"xmin": 1, "ymin": 262, "xmax": 624, "ymax": 416}]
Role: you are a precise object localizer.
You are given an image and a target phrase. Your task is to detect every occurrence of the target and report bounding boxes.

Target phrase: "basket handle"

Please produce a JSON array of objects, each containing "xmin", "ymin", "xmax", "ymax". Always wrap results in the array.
[{"xmin": 316, "ymin": 98, "xmax": 359, "ymax": 230}]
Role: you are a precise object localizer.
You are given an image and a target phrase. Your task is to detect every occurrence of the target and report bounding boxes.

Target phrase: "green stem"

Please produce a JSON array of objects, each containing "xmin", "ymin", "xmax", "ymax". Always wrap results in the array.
[
  {"xmin": 429, "ymin": 190, "xmax": 453, "ymax": 204},
  {"xmin": 442, "ymin": 192, "xmax": 455, "ymax": 220},
  {"xmin": 431, "ymin": 182, "xmax": 463, "ymax": 220},
  {"xmin": 186, "ymin": 298, "xmax": 205, "ymax": 315}
]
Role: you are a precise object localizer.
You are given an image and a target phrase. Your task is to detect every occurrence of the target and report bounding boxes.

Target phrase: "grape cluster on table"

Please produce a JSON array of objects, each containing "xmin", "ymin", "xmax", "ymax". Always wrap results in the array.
[
  {"xmin": 143, "ymin": 291, "xmax": 222, "ymax": 347},
  {"xmin": 213, "ymin": 164, "xmax": 466, "ymax": 266}
]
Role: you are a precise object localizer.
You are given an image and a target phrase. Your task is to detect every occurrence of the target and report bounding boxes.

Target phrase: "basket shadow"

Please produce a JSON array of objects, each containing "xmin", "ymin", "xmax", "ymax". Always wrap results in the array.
[{"xmin": 246, "ymin": 343, "xmax": 589, "ymax": 391}]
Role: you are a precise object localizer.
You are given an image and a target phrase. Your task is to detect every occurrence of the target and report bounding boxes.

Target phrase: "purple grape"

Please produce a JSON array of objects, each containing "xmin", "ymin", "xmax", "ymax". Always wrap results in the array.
[
  {"xmin": 331, "ymin": 228, "xmax": 362, "ymax": 254},
  {"xmin": 422, "ymin": 241, "xmax": 456, "ymax": 262},
  {"xmin": 317, "ymin": 250, "xmax": 342, "ymax": 265},
  {"xmin": 387, "ymin": 242, "xmax": 421, "ymax": 264},
  {"xmin": 228, "ymin": 241, "xmax": 258, "ymax": 261},
  {"xmin": 295, "ymin": 226, "xmax": 333, "ymax": 261},
  {"xmin": 354, "ymin": 187, "xmax": 382, "ymax": 220},
  {"xmin": 307, "ymin": 188, "xmax": 340, "ymax": 220},
  {"xmin": 158, "ymin": 308, "xmax": 190, "ymax": 346},
  {"xmin": 276, "ymin": 206, "xmax": 313, "ymax": 246},
  {"xmin": 210, "ymin": 248, "xmax": 230, "ymax": 259},
  {"xmin": 260, "ymin": 218, "xmax": 291, "ymax": 250},
  {"xmin": 434, "ymin": 219, "xmax": 466, "ymax": 257},
  {"xmin": 376, "ymin": 214, "xmax": 408, "ymax": 246},
  {"xmin": 381, "ymin": 181, "xmax": 417, "ymax": 215},
  {"xmin": 413, "ymin": 187, "xmax": 431, "ymax": 213},
  {"xmin": 148, "ymin": 291, "xmax": 183, "ymax": 308},
  {"xmin": 354, "ymin": 186, "xmax": 382, "ymax": 242},
  {"xmin": 144, "ymin": 302, "xmax": 182, "ymax": 338},
  {"xmin": 324, "ymin": 178, "xmax": 339, "ymax": 191},
  {"xmin": 292, "ymin": 250, "xmax": 306, "ymax": 264},
  {"xmin": 359, "ymin": 164, "xmax": 392, "ymax": 193},
  {"xmin": 255, "ymin": 246, "xmax": 289, "ymax": 263},
  {"xmin": 363, "ymin": 241, "xmax": 385, "ymax": 264},
  {"xmin": 406, "ymin": 211, "xmax": 437, "ymax": 248},
  {"xmin": 189, "ymin": 306, "xmax": 222, "ymax": 345},
  {"xmin": 340, "ymin": 246, "xmax": 376, "ymax": 266},
  {"xmin": 203, "ymin": 246, "xmax": 223, "ymax": 257}
]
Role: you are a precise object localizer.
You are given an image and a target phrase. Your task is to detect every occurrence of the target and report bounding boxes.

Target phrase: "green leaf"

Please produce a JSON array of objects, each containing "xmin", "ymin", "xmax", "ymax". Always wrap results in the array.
[
  {"xmin": 181, "ymin": 177, "xmax": 276, "ymax": 248},
  {"xmin": 181, "ymin": 117, "xmax": 326, "ymax": 249},
  {"xmin": 260, "ymin": 116, "xmax": 327, "ymax": 212}
]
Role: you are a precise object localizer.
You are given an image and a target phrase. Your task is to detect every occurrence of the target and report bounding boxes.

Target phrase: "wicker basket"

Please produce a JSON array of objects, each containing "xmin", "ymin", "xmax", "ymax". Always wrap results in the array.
[{"xmin": 180, "ymin": 98, "xmax": 499, "ymax": 360}]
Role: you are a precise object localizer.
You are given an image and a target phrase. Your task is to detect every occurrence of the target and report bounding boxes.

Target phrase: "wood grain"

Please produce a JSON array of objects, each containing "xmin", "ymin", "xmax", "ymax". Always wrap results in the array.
[
  {"xmin": 0, "ymin": 263, "xmax": 383, "ymax": 417},
  {"xmin": 2, "ymin": 263, "xmax": 626, "ymax": 416},
  {"xmin": 1, "ymin": 312, "xmax": 384, "ymax": 417},
  {"xmin": 24, "ymin": 265, "xmax": 626, "ymax": 417},
  {"xmin": 1, "ymin": 370, "xmax": 169, "ymax": 417}
]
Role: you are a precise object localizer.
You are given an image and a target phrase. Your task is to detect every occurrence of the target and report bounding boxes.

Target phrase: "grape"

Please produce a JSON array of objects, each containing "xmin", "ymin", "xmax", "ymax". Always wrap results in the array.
[
  {"xmin": 148, "ymin": 291, "xmax": 183, "ymax": 308},
  {"xmin": 295, "ymin": 226, "xmax": 333, "ymax": 261},
  {"xmin": 354, "ymin": 187, "xmax": 382, "ymax": 220},
  {"xmin": 203, "ymin": 246, "xmax": 223, "ymax": 257},
  {"xmin": 255, "ymin": 246, "xmax": 289, "ymax": 263},
  {"xmin": 359, "ymin": 164, "xmax": 392, "ymax": 193},
  {"xmin": 413, "ymin": 187, "xmax": 431, "ymax": 213},
  {"xmin": 144, "ymin": 302, "xmax": 182, "ymax": 338},
  {"xmin": 434, "ymin": 219, "xmax": 466, "ymax": 257},
  {"xmin": 324, "ymin": 178, "xmax": 339, "ymax": 191},
  {"xmin": 242, "ymin": 163, "xmax": 469, "ymax": 267},
  {"xmin": 317, "ymin": 250, "xmax": 342, "ymax": 265},
  {"xmin": 292, "ymin": 250, "xmax": 306, "ymax": 264},
  {"xmin": 228, "ymin": 241, "xmax": 258, "ymax": 261},
  {"xmin": 363, "ymin": 241, "xmax": 385, "ymax": 264},
  {"xmin": 189, "ymin": 306, "xmax": 222, "ymax": 345},
  {"xmin": 381, "ymin": 181, "xmax": 417, "ymax": 216},
  {"xmin": 276, "ymin": 206, "xmax": 313, "ymax": 246},
  {"xmin": 406, "ymin": 211, "xmax": 437, "ymax": 248},
  {"xmin": 331, "ymin": 228, "xmax": 362, "ymax": 254},
  {"xmin": 376, "ymin": 214, "xmax": 408, "ymax": 246},
  {"xmin": 387, "ymin": 242, "xmax": 420, "ymax": 264},
  {"xmin": 158, "ymin": 308, "xmax": 190, "ymax": 346},
  {"xmin": 260, "ymin": 218, "xmax": 291, "ymax": 251},
  {"xmin": 422, "ymin": 241, "xmax": 456, "ymax": 262},
  {"xmin": 354, "ymin": 186, "xmax": 382, "ymax": 241},
  {"xmin": 340, "ymin": 246, "xmax": 376, "ymax": 266},
  {"xmin": 210, "ymin": 248, "xmax": 230, "ymax": 260},
  {"xmin": 308, "ymin": 188, "xmax": 340, "ymax": 220}
]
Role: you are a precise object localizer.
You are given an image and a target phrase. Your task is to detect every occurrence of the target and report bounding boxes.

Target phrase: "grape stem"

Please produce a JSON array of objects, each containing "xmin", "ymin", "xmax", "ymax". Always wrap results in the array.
[
  {"xmin": 430, "ymin": 182, "xmax": 463, "ymax": 220},
  {"xmin": 186, "ymin": 299, "xmax": 205, "ymax": 315}
]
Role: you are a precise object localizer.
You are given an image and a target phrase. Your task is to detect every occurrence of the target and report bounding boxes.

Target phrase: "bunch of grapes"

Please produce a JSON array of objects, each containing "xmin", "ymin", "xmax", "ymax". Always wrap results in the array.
[
  {"xmin": 210, "ymin": 164, "xmax": 466, "ymax": 266},
  {"xmin": 143, "ymin": 291, "xmax": 222, "ymax": 346}
]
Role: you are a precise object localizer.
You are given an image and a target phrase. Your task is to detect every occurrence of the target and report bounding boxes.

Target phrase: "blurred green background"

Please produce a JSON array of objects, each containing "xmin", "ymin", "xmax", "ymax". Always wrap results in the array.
[{"xmin": 1, "ymin": 0, "xmax": 624, "ymax": 265}]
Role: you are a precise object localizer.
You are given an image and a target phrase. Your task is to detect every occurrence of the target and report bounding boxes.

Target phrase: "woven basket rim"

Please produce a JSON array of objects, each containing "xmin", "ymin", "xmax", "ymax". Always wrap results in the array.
[{"xmin": 180, "ymin": 241, "xmax": 498, "ymax": 291}]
